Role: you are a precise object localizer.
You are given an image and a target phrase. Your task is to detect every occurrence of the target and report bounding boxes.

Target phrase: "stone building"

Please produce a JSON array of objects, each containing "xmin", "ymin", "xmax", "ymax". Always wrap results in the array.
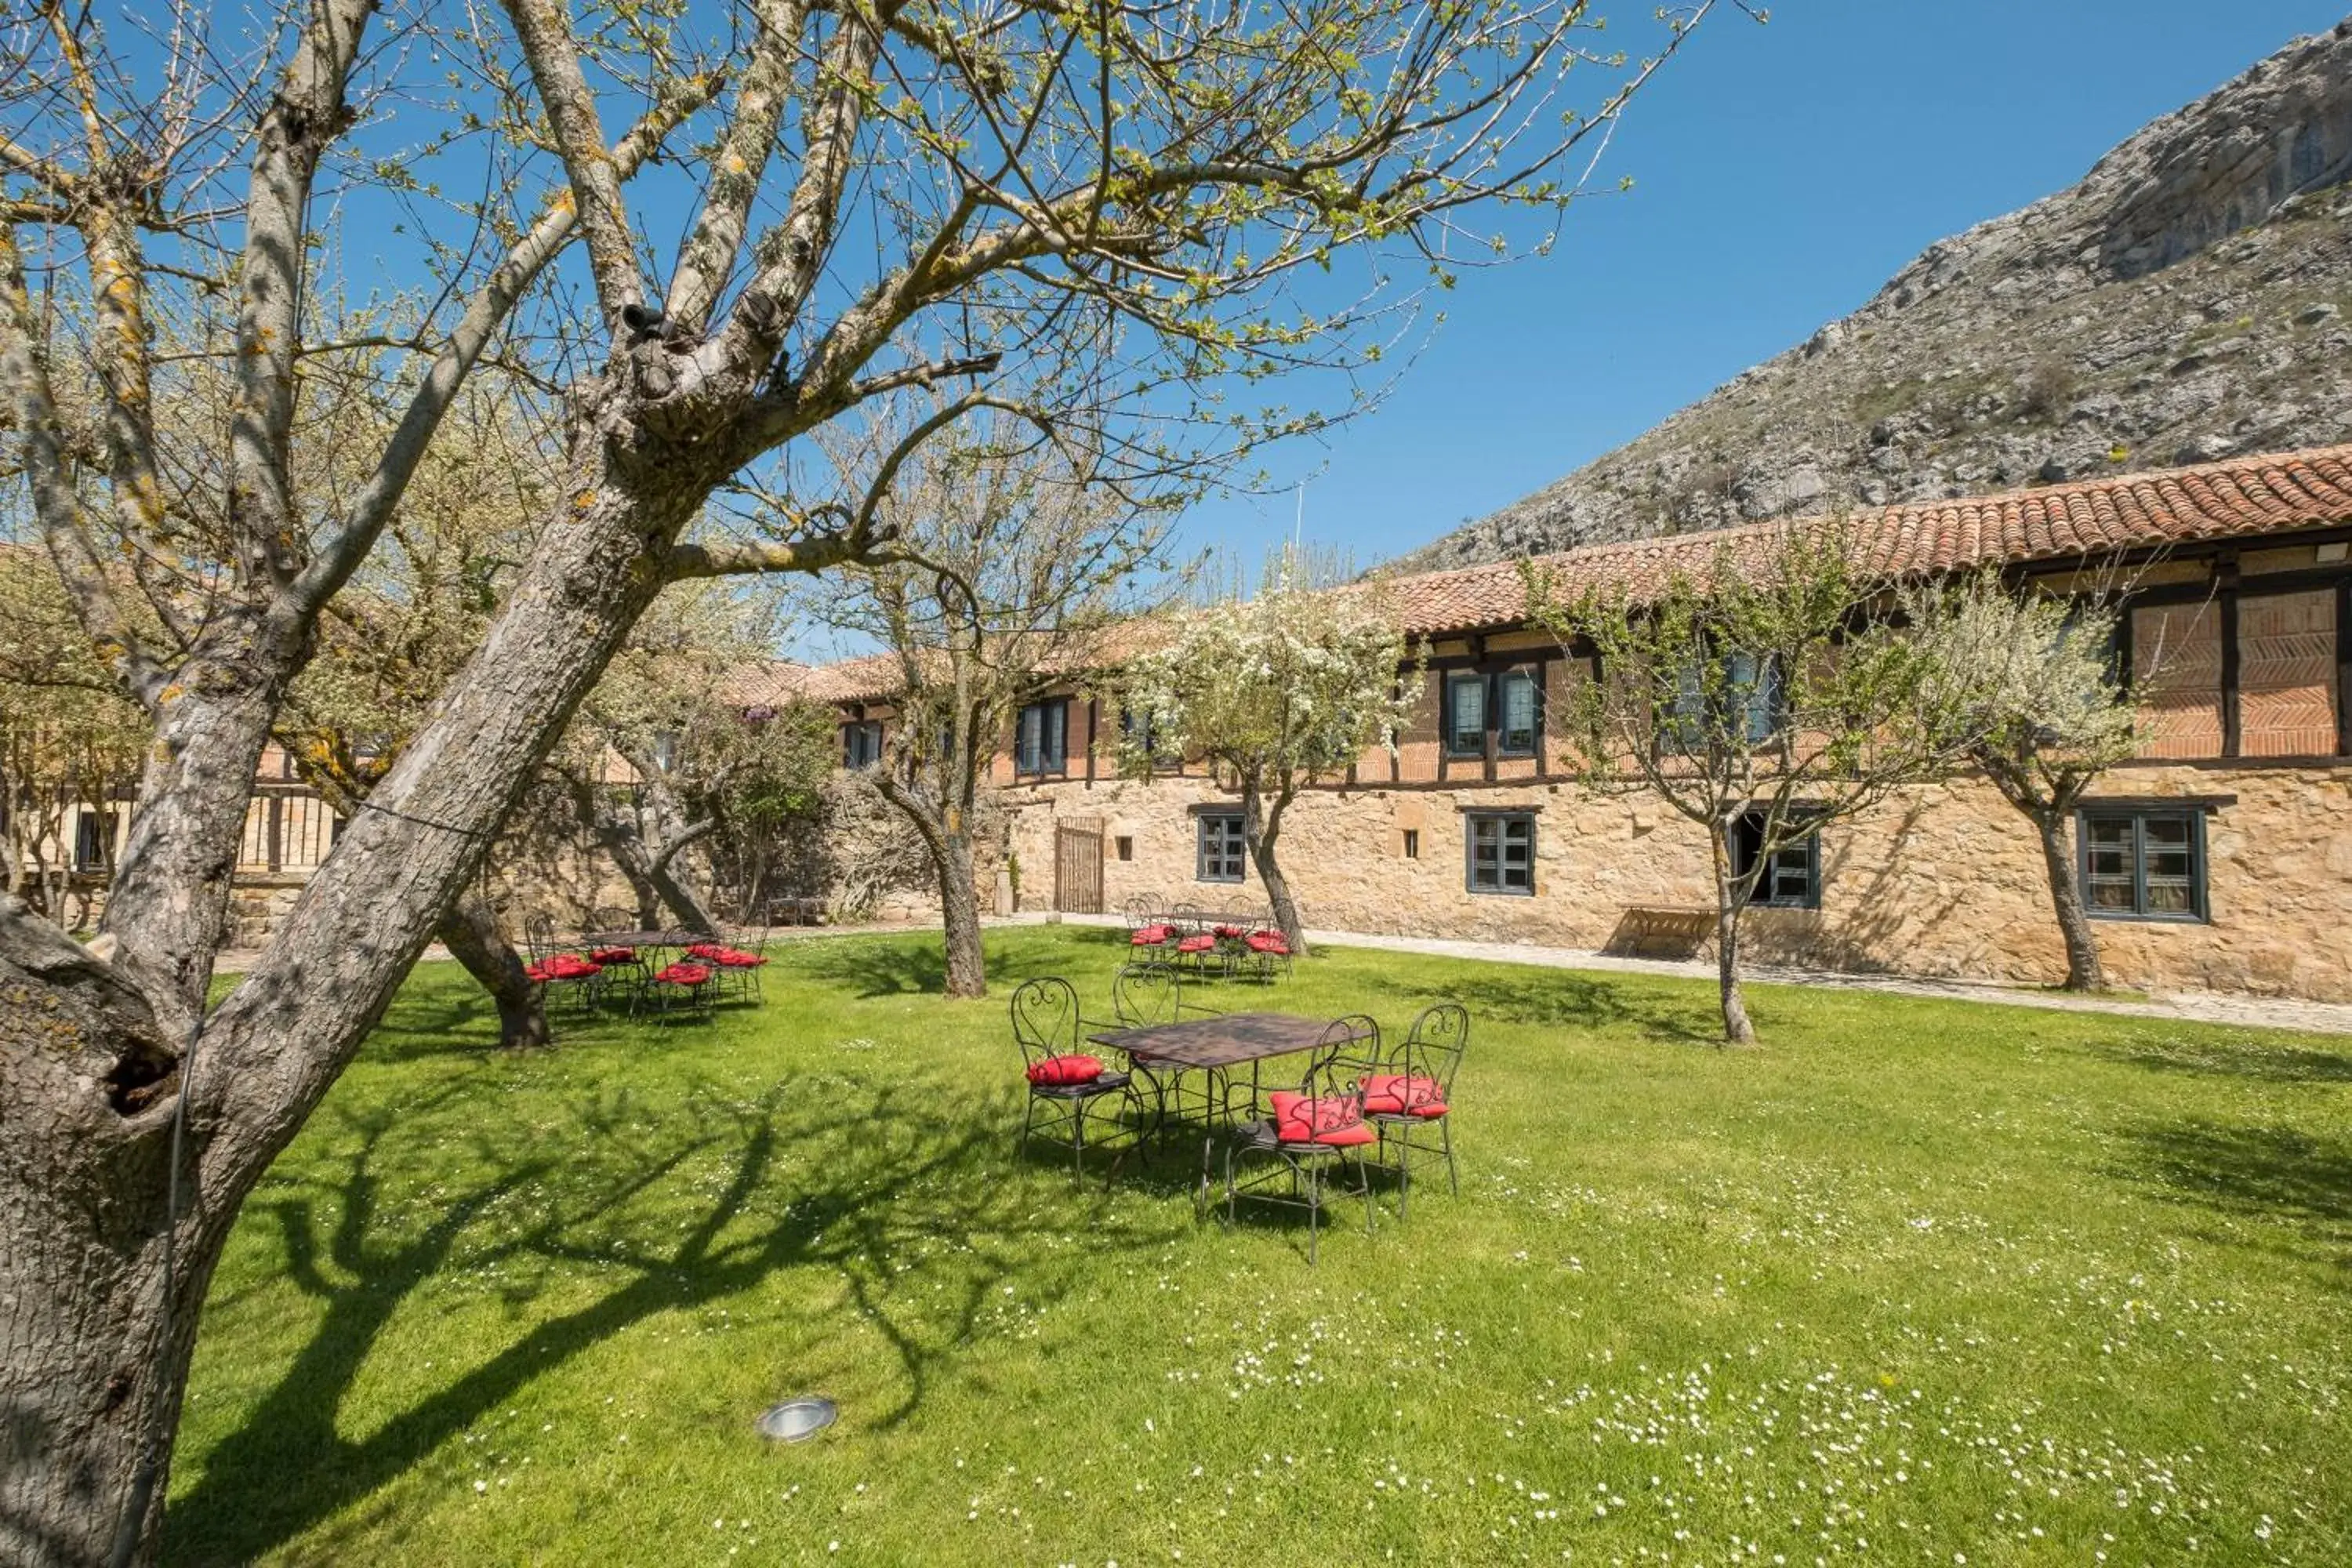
[{"xmin": 805, "ymin": 444, "xmax": 2352, "ymax": 1003}]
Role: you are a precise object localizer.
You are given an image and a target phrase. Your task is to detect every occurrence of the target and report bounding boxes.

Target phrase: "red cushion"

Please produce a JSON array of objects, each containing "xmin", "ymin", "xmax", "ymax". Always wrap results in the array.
[
  {"xmin": 530, "ymin": 953, "xmax": 601, "ymax": 982},
  {"xmin": 655, "ymin": 961, "xmax": 713, "ymax": 985},
  {"xmin": 686, "ymin": 942, "xmax": 728, "ymax": 961},
  {"xmin": 1131, "ymin": 924, "xmax": 1172, "ymax": 944},
  {"xmin": 1026, "ymin": 1053, "xmax": 1105, "ymax": 1086},
  {"xmin": 1269, "ymin": 1091, "xmax": 1365, "ymax": 1144},
  {"xmin": 1175, "ymin": 935, "xmax": 1214, "ymax": 953},
  {"xmin": 713, "ymin": 947, "xmax": 766, "ymax": 967},
  {"xmin": 1245, "ymin": 931, "xmax": 1289, "ymax": 955},
  {"xmin": 1213, "ymin": 924, "xmax": 1244, "ymax": 939},
  {"xmin": 1312, "ymin": 1121, "xmax": 1379, "ymax": 1147},
  {"xmin": 589, "ymin": 947, "xmax": 637, "ymax": 964},
  {"xmin": 1362, "ymin": 1073, "xmax": 1446, "ymax": 1116}
]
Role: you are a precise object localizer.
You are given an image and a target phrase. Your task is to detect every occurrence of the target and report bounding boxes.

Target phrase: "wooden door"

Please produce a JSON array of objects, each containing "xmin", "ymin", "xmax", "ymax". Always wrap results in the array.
[{"xmin": 1054, "ymin": 821, "xmax": 1104, "ymax": 913}]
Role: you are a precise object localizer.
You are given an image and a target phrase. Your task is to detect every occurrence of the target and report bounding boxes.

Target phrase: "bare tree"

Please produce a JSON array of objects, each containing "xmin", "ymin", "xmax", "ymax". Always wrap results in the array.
[
  {"xmin": 1529, "ymin": 526, "xmax": 1984, "ymax": 1044},
  {"xmin": 0, "ymin": 0, "xmax": 1725, "ymax": 1556},
  {"xmin": 826, "ymin": 402, "xmax": 1174, "ymax": 996}
]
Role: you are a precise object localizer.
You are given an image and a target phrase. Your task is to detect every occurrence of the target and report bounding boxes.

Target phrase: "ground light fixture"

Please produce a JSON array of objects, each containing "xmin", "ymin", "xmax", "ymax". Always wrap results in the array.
[{"xmin": 756, "ymin": 1397, "xmax": 838, "ymax": 1443}]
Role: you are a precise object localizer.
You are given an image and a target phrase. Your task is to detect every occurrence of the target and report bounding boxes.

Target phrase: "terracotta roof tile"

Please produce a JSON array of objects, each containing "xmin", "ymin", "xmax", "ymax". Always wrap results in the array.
[
  {"xmin": 779, "ymin": 444, "xmax": 2352, "ymax": 699},
  {"xmin": 1385, "ymin": 442, "xmax": 2352, "ymax": 637}
]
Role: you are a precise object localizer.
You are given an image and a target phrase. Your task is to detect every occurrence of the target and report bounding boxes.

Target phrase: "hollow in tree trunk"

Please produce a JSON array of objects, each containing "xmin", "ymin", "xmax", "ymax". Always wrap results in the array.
[
  {"xmin": 434, "ymin": 886, "xmax": 550, "ymax": 1050},
  {"xmin": 1241, "ymin": 779, "xmax": 1307, "ymax": 956},
  {"xmin": 2033, "ymin": 806, "xmax": 2107, "ymax": 993}
]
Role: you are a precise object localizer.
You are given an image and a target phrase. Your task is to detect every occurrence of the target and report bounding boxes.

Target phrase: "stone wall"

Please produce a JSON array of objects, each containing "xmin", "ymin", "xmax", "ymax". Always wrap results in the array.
[{"xmin": 999, "ymin": 762, "xmax": 2352, "ymax": 1002}]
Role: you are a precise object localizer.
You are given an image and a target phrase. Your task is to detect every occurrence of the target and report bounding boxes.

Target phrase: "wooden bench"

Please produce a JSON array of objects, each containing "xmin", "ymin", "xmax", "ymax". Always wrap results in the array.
[{"xmin": 1607, "ymin": 905, "xmax": 1716, "ymax": 959}]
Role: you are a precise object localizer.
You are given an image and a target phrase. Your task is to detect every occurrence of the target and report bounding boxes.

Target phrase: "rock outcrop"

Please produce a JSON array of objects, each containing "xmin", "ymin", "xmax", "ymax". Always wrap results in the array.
[{"xmin": 1395, "ymin": 20, "xmax": 2352, "ymax": 572}]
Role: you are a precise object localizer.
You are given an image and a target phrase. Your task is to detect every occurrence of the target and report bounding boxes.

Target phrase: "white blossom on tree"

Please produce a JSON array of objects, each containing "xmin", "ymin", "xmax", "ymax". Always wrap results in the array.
[{"xmin": 1116, "ymin": 552, "xmax": 1421, "ymax": 953}]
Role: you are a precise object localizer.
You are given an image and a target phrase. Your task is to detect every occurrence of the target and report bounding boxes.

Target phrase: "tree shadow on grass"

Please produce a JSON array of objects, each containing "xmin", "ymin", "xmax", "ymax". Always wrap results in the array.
[
  {"xmin": 164, "ymin": 1074, "xmax": 1175, "ymax": 1564},
  {"xmin": 1357, "ymin": 966, "xmax": 1720, "ymax": 1047},
  {"xmin": 2125, "ymin": 1118, "xmax": 2352, "ymax": 1279},
  {"xmin": 2092, "ymin": 1032, "xmax": 2352, "ymax": 1086}
]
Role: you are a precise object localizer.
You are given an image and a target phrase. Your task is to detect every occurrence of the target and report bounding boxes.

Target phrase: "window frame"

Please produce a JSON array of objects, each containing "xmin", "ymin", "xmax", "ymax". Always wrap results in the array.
[
  {"xmin": 2078, "ymin": 807, "xmax": 2207, "ymax": 923},
  {"xmin": 1463, "ymin": 810, "xmax": 1537, "ymax": 897},
  {"xmin": 1495, "ymin": 666, "xmax": 1541, "ymax": 757},
  {"xmin": 1731, "ymin": 808, "xmax": 1820, "ymax": 910},
  {"xmin": 1014, "ymin": 698, "xmax": 1069, "ymax": 776},
  {"xmin": 841, "ymin": 720, "xmax": 884, "ymax": 770},
  {"xmin": 1196, "ymin": 812, "xmax": 1247, "ymax": 884},
  {"xmin": 1442, "ymin": 671, "xmax": 1488, "ymax": 759}
]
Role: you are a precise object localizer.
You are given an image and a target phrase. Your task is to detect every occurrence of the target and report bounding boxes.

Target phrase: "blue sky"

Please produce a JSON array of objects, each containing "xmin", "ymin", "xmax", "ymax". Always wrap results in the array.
[{"xmin": 1186, "ymin": 1, "xmax": 2352, "ymax": 571}]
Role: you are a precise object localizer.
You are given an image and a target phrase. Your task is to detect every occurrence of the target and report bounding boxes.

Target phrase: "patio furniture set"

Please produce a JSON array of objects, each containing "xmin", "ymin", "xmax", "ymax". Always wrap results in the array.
[
  {"xmin": 1012, "ymin": 964, "xmax": 1465, "ymax": 1262},
  {"xmin": 521, "ymin": 911, "xmax": 771, "ymax": 1024},
  {"xmin": 1119, "ymin": 896, "xmax": 1296, "ymax": 982}
]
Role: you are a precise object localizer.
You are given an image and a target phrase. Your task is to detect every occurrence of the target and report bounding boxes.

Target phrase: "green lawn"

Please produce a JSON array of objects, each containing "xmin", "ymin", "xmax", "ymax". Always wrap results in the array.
[{"xmin": 166, "ymin": 927, "xmax": 2350, "ymax": 1566}]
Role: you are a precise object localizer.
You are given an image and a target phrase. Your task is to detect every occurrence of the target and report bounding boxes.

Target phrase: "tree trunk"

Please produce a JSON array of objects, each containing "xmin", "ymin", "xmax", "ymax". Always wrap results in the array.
[
  {"xmin": 936, "ymin": 826, "xmax": 986, "ymax": 999},
  {"xmin": 1242, "ymin": 779, "xmax": 1307, "ymax": 956},
  {"xmin": 1711, "ymin": 824, "xmax": 1756, "ymax": 1046},
  {"xmin": 3, "ymin": 445, "xmax": 722, "ymax": 1565},
  {"xmin": 0, "ymin": 898, "xmax": 218, "ymax": 1568},
  {"xmin": 433, "ymin": 887, "xmax": 550, "ymax": 1050},
  {"xmin": 580, "ymin": 784, "xmax": 722, "ymax": 935},
  {"xmin": 2033, "ymin": 807, "xmax": 2106, "ymax": 993}
]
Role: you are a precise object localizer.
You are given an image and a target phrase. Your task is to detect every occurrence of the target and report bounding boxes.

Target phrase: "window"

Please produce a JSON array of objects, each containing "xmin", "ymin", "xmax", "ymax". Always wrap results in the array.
[
  {"xmin": 73, "ymin": 810, "xmax": 114, "ymax": 873},
  {"xmin": 1402, "ymin": 828, "xmax": 1420, "ymax": 860},
  {"xmin": 1121, "ymin": 706, "xmax": 1177, "ymax": 769},
  {"xmin": 1731, "ymin": 809, "xmax": 1819, "ymax": 909},
  {"xmin": 1465, "ymin": 811, "xmax": 1534, "ymax": 895},
  {"xmin": 1114, "ymin": 836, "xmax": 1134, "ymax": 862},
  {"xmin": 1197, "ymin": 813, "xmax": 1246, "ymax": 883},
  {"xmin": 1497, "ymin": 669, "xmax": 1541, "ymax": 756},
  {"xmin": 1662, "ymin": 651, "xmax": 1783, "ymax": 751},
  {"xmin": 1015, "ymin": 699, "xmax": 1068, "ymax": 775},
  {"xmin": 841, "ymin": 720, "xmax": 883, "ymax": 769},
  {"xmin": 1726, "ymin": 652, "xmax": 1783, "ymax": 744},
  {"xmin": 1443, "ymin": 672, "xmax": 1486, "ymax": 757},
  {"xmin": 2081, "ymin": 808, "xmax": 2205, "ymax": 921}
]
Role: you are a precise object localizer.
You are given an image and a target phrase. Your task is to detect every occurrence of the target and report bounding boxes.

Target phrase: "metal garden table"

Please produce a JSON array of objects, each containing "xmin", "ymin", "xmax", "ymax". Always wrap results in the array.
[{"xmin": 1085, "ymin": 1011, "xmax": 1373, "ymax": 1145}]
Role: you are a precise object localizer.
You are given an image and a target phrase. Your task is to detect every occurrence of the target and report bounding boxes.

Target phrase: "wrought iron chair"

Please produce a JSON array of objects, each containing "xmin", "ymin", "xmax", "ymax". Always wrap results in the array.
[
  {"xmin": 1011, "ymin": 978, "xmax": 1142, "ymax": 1176},
  {"xmin": 1214, "ymin": 1014, "xmax": 1380, "ymax": 1265},
  {"xmin": 1237, "ymin": 923, "xmax": 1295, "ymax": 982},
  {"xmin": 690, "ymin": 924, "xmax": 770, "ymax": 1003},
  {"xmin": 1121, "ymin": 895, "xmax": 1165, "ymax": 931},
  {"xmin": 1364, "ymin": 1003, "xmax": 1467, "ymax": 1217},
  {"xmin": 638, "ymin": 955, "xmax": 718, "ymax": 1022},
  {"xmin": 1108, "ymin": 962, "xmax": 1229, "ymax": 1128},
  {"xmin": 1123, "ymin": 895, "xmax": 1177, "ymax": 960},
  {"xmin": 521, "ymin": 913, "xmax": 603, "ymax": 1012}
]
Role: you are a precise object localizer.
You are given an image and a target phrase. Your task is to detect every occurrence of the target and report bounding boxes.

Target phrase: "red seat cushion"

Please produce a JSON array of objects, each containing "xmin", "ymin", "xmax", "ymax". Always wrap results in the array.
[
  {"xmin": 1131, "ymin": 924, "xmax": 1172, "ymax": 944},
  {"xmin": 589, "ymin": 947, "xmax": 637, "ymax": 964},
  {"xmin": 655, "ymin": 961, "xmax": 713, "ymax": 985},
  {"xmin": 1362, "ymin": 1073, "xmax": 1446, "ymax": 1116},
  {"xmin": 1025, "ymin": 1053, "xmax": 1105, "ymax": 1086},
  {"xmin": 1269, "ymin": 1091, "xmax": 1369, "ymax": 1145},
  {"xmin": 1245, "ymin": 931, "xmax": 1289, "ymax": 955},
  {"xmin": 713, "ymin": 947, "xmax": 767, "ymax": 967},
  {"xmin": 686, "ymin": 942, "xmax": 728, "ymax": 961},
  {"xmin": 1175, "ymin": 935, "xmax": 1214, "ymax": 953},
  {"xmin": 529, "ymin": 953, "xmax": 601, "ymax": 982}
]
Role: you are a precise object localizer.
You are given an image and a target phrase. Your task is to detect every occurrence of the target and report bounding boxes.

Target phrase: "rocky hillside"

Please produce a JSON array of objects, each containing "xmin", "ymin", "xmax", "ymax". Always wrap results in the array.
[{"xmin": 1396, "ymin": 20, "xmax": 2352, "ymax": 572}]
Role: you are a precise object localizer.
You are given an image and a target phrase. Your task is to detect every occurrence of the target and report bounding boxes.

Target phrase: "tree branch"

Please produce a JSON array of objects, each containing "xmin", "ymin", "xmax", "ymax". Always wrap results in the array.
[
  {"xmin": 499, "ymin": 0, "xmax": 647, "ymax": 330},
  {"xmin": 287, "ymin": 85, "xmax": 713, "ymax": 618}
]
